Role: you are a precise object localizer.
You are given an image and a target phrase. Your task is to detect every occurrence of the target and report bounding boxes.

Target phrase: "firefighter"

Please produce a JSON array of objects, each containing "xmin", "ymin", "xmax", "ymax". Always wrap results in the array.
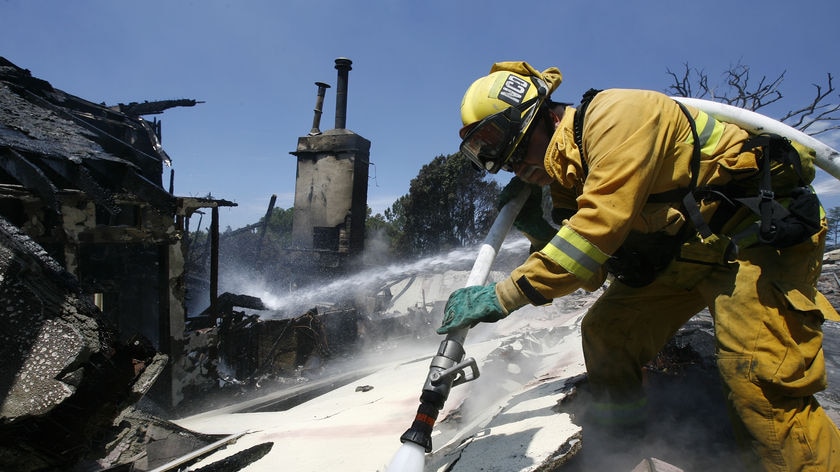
[{"xmin": 437, "ymin": 61, "xmax": 840, "ymax": 471}]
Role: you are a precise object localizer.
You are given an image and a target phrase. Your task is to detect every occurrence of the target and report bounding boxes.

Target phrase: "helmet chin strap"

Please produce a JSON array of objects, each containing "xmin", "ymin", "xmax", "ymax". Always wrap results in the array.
[
  {"xmin": 503, "ymin": 102, "xmax": 553, "ymax": 172},
  {"xmin": 518, "ymin": 164, "xmax": 543, "ymax": 182}
]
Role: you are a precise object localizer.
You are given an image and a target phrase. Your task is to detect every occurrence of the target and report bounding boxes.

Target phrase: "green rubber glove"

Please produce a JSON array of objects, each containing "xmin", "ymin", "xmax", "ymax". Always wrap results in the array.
[
  {"xmin": 498, "ymin": 177, "xmax": 556, "ymax": 245},
  {"xmin": 437, "ymin": 284, "xmax": 507, "ymax": 335}
]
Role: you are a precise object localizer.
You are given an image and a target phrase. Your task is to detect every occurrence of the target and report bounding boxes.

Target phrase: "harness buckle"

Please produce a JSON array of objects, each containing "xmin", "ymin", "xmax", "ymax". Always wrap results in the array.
[{"xmin": 759, "ymin": 189, "xmax": 775, "ymax": 201}]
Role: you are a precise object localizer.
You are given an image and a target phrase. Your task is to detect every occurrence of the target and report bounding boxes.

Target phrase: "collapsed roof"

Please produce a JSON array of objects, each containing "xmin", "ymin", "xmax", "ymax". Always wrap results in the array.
[{"xmin": 0, "ymin": 56, "xmax": 193, "ymax": 220}]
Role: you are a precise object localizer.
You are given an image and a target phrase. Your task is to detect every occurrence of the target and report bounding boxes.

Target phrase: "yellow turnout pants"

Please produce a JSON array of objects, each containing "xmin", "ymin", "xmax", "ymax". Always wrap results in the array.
[{"xmin": 581, "ymin": 224, "xmax": 840, "ymax": 471}]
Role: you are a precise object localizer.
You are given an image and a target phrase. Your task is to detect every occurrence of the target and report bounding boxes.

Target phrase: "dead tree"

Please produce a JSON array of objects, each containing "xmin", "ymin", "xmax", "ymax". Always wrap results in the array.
[{"xmin": 666, "ymin": 61, "xmax": 840, "ymax": 136}]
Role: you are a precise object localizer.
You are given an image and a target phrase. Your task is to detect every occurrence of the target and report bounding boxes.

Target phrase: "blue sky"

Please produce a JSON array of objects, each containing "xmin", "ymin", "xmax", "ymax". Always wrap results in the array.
[{"xmin": 2, "ymin": 0, "xmax": 839, "ymax": 230}]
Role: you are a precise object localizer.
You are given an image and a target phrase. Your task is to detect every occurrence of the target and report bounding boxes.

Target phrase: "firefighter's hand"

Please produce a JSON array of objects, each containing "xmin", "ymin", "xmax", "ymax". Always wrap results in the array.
[
  {"xmin": 437, "ymin": 284, "xmax": 508, "ymax": 334},
  {"xmin": 498, "ymin": 177, "xmax": 556, "ymax": 245}
]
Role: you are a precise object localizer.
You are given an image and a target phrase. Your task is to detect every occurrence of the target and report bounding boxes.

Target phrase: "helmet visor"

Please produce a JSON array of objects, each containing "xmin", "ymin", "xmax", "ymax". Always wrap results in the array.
[{"xmin": 459, "ymin": 96, "xmax": 541, "ymax": 173}]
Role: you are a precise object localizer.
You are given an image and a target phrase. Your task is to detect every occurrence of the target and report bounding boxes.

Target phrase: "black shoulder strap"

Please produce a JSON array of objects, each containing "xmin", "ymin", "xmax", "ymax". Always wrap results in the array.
[
  {"xmin": 674, "ymin": 101, "xmax": 715, "ymax": 240},
  {"xmin": 573, "ymin": 88, "xmax": 602, "ymax": 177}
]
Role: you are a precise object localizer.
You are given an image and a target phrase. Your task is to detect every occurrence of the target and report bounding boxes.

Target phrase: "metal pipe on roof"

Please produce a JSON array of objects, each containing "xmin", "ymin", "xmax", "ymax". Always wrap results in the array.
[
  {"xmin": 334, "ymin": 58, "xmax": 352, "ymax": 129},
  {"xmin": 309, "ymin": 82, "xmax": 330, "ymax": 136}
]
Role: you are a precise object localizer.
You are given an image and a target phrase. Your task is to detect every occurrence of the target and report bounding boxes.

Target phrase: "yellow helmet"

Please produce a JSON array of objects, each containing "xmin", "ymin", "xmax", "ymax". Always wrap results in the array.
[
  {"xmin": 459, "ymin": 62, "xmax": 562, "ymax": 173},
  {"xmin": 460, "ymin": 71, "xmax": 543, "ymax": 127}
]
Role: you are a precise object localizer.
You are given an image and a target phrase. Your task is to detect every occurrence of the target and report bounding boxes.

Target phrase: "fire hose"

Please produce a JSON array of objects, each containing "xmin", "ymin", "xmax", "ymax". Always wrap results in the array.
[{"xmin": 396, "ymin": 185, "xmax": 531, "ymax": 454}]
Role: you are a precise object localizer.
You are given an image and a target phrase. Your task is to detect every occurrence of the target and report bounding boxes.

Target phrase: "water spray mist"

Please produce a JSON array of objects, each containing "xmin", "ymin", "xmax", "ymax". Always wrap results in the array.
[{"xmin": 243, "ymin": 237, "xmax": 528, "ymax": 318}]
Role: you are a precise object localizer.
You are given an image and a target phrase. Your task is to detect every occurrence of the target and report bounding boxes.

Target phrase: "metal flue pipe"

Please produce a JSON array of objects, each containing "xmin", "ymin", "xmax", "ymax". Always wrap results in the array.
[
  {"xmin": 309, "ymin": 82, "xmax": 330, "ymax": 136},
  {"xmin": 392, "ymin": 185, "xmax": 531, "ymax": 460},
  {"xmin": 334, "ymin": 57, "xmax": 352, "ymax": 129}
]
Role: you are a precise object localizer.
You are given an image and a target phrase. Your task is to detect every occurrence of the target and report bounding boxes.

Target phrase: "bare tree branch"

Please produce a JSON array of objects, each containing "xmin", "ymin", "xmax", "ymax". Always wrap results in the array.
[
  {"xmin": 704, "ymin": 62, "xmax": 785, "ymax": 111},
  {"xmin": 779, "ymin": 73, "xmax": 840, "ymax": 135},
  {"xmin": 665, "ymin": 63, "xmax": 840, "ymax": 137},
  {"xmin": 665, "ymin": 64, "xmax": 693, "ymax": 98}
]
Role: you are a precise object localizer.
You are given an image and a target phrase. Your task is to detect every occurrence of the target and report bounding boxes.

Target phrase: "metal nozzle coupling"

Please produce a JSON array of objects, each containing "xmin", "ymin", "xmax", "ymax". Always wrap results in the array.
[{"xmin": 400, "ymin": 333, "xmax": 481, "ymax": 453}]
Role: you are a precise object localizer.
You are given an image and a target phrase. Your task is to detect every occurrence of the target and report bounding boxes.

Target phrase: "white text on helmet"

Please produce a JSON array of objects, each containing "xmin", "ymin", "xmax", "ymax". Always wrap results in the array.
[{"xmin": 498, "ymin": 75, "xmax": 529, "ymax": 106}]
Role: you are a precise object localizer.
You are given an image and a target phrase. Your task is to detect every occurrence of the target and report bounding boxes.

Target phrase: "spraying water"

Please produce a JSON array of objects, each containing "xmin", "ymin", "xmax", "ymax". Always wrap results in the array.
[
  {"xmin": 384, "ymin": 441, "xmax": 426, "ymax": 472},
  {"xmin": 231, "ymin": 238, "xmax": 529, "ymax": 318}
]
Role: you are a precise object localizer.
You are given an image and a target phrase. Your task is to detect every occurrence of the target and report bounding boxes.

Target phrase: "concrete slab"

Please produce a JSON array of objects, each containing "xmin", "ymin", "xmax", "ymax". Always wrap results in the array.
[
  {"xmin": 173, "ymin": 299, "xmax": 590, "ymax": 471},
  {"xmin": 428, "ymin": 377, "xmax": 582, "ymax": 471}
]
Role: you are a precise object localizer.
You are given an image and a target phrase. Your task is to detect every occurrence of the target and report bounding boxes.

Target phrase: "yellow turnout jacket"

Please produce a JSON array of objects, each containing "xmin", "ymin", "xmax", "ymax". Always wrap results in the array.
[{"xmin": 496, "ymin": 89, "xmax": 758, "ymax": 311}]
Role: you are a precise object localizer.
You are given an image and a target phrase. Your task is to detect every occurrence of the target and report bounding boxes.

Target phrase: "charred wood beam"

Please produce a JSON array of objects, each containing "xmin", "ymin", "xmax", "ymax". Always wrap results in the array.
[
  {"xmin": 119, "ymin": 167, "xmax": 176, "ymax": 214},
  {"xmin": 214, "ymin": 292, "xmax": 268, "ymax": 313},
  {"xmin": 78, "ymin": 166, "xmax": 120, "ymax": 214},
  {"xmin": 178, "ymin": 197, "xmax": 237, "ymax": 219},
  {"xmin": 210, "ymin": 207, "xmax": 219, "ymax": 309},
  {"xmin": 118, "ymin": 99, "xmax": 203, "ymax": 117},
  {"xmin": 0, "ymin": 148, "xmax": 60, "ymax": 213},
  {"xmin": 84, "ymin": 160, "xmax": 175, "ymax": 214},
  {"xmin": 36, "ymin": 158, "xmax": 121, "ymax": 215},
  {"xmin": 221, "ymin": 221, "xmax": 261, "ymax": 237}
]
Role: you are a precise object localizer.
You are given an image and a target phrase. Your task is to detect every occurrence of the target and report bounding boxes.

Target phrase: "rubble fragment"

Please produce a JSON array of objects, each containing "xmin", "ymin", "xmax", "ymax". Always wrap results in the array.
[{"xmin": 0, "ymin": 216, "xmax": 166, "ymax": 470}]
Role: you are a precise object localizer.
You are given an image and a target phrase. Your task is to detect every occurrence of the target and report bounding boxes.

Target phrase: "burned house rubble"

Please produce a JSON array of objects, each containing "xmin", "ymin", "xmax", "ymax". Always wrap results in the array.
[
  {"xmin": 0, "ymin": 215, "xmax": 169, "ymax": 470},
  {"xmin": 0, "ymin": 56, "xmax": 438, "ymax": 470},
  {"xmin": 0, "ymin": 55, "xmax": 251, "ymax": 469}
]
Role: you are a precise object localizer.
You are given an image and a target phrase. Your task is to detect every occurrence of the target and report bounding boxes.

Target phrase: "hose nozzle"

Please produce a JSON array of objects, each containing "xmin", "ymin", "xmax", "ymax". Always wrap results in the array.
[
  {"xmin": 399, "ymin": 331, "xmax": 480, "ymax": 453},
  {"xmin": 399, "ymin": 400, "xmax": 438, "ymax": 452}
]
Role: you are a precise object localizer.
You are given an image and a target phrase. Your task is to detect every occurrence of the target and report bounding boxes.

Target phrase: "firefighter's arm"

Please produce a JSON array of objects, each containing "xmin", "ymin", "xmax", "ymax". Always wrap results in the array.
[
  {"xmin": 495, "ymin": 243, "xmax": 608, "ymax": 312},
  {"xmin": 498, "ymin": 177, "xmax": 556, "ymax": 249}
]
